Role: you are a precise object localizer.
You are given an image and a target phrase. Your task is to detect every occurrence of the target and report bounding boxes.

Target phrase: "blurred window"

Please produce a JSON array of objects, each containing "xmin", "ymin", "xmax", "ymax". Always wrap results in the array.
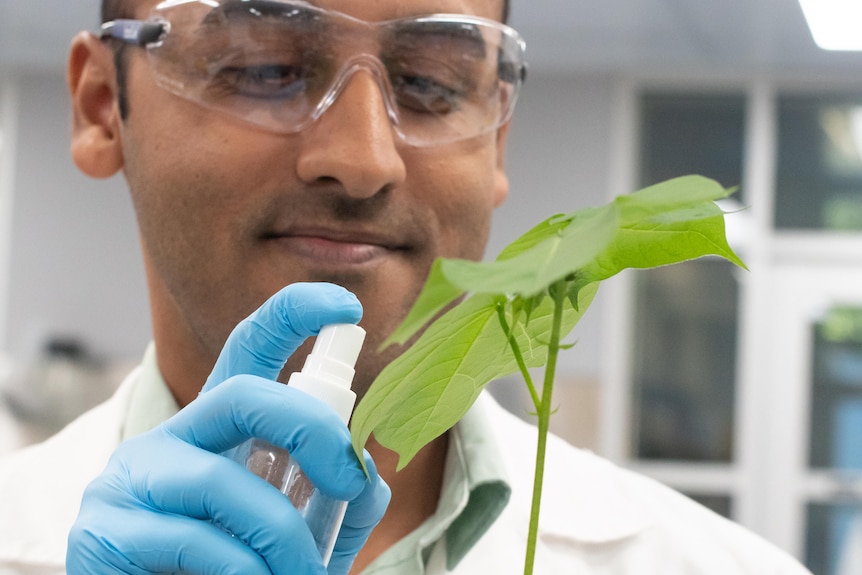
[
  {"xmin": 809, "ymin": 306, "xmax": 862, "ymax": 472},
  {"xmin": 804, "ymin": 306, "xmax": 862, "ymax": 574},
  {"xmin": 631, "ymin": 92, "xmax": 745, "ymax": 518},
  {"xmin": 776, "ymin": 96, "xmax": 862, "ymax": 230},
  {"xmin": 806, "ymin": 503, "xmax": 862, "ymax": 575},
  {"xmin": 633, "ymin": 93, "xmax": 745, "ymax": 466}
]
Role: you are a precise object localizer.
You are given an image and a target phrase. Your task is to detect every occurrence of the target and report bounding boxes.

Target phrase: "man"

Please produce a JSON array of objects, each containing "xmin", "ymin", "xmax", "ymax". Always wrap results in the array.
[{"xmin": 0, "ymin": 0, "xmax": 813, "ymax": 573}]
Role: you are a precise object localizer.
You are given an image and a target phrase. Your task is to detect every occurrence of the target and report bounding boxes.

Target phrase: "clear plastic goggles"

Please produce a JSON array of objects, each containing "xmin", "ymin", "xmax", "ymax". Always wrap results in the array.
[{"xmin": 101, "ymin": 0, "xmax": 527, "ymax": 146}]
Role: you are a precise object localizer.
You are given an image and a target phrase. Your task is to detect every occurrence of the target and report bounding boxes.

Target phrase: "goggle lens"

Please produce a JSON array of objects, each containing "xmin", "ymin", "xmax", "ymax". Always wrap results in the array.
[{"xmin": 108, "ymin": 0, "xmax": 527, "ymax": 146}]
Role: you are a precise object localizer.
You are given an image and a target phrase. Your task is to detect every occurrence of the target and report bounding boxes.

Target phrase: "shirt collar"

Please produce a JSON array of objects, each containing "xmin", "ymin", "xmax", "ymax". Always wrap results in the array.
[
  {"xmin": 347, "ymin": 394, "xmax": 512, "ymax": 574},
  {"xmin": 121, "ymin": 342, "xmax": 179, "ymax": 441}
]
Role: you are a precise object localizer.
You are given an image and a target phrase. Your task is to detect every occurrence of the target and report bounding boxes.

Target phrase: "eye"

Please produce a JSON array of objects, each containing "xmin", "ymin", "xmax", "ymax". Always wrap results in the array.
[
  {"xmin": 391, "ymin": 74, "xmax": 459, "ymax": 114},
  {"xmin": 213, "ymin": 64, "xmax": 308, "ymax": 99}
]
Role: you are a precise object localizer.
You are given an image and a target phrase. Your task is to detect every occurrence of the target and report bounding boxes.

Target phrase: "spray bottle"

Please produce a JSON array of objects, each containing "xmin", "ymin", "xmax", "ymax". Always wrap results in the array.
[{"xmin": 232, "ymin": 323, "xmax": 366, "ymax": 565}]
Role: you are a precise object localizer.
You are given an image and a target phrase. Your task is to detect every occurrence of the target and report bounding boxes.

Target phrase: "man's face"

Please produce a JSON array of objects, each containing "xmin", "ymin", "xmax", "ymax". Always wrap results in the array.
[{"xmin": 117, "ymin": 0, "xmax": 511, "ymax": 396}]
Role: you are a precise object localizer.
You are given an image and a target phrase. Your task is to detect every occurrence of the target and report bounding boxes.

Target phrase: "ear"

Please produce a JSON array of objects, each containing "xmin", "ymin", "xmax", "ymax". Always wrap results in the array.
[
  {"xmin": 68, "ymin": 32, "xmax": 124, "ymax": 179},
  {"xmin": 492, "ymin": 121, "xmax": 511, "ymax": 207}
]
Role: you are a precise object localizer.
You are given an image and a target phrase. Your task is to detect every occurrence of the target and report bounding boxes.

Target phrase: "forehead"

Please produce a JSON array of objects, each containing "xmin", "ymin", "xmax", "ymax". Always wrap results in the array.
[{"xmin": 136, "ymin": 0, "xmax": 504, "ymax": 21}]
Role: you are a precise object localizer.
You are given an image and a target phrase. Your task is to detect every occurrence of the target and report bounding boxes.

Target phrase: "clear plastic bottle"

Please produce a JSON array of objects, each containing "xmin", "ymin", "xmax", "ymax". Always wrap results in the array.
[{"xmin": 232, "ymin": 323, "xmax": 366, "ymax": 566}]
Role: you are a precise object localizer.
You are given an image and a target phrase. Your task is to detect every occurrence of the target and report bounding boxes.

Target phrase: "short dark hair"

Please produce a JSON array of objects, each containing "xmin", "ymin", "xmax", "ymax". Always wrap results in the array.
[
  {"xmin": 101, "ymin": 0, "xmax": 137, "ymax": 119},
  {"xmin": 102, "ymin": 0, "xmax": 135, "ymax": 22},
  {"xmin": 103, "ymin": 0, "xmax": 510, "ymax": 23},
  {"xmin": 100, "ymin": 0, "xmax": 512, "ymax": 120}
]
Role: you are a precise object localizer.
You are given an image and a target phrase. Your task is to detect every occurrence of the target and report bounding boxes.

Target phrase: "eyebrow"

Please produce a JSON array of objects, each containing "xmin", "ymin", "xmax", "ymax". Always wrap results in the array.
[
  {"xmin": 196, "ymin": 1, "xmax": 491, "ymax": 61},
  {"xmin": 203, "ymin": 0, "xmax": 326, "ymax": 29},
  {"xmin": 391, "ymin": 20, "xmax": 488, "ymax": 59}
]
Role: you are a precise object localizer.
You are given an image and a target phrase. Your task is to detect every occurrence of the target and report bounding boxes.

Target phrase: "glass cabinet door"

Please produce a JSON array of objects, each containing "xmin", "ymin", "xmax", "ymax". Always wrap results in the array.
[
  {"xmin": 809, "ymin": 306, "xmax": 862, "ymax": 473},
  {"xmin": 768, "ymin": 265, "xmax": 862, "ymax": 575},
  {"xmin": 806, "ymin": 307, "xmax": 862, "ymax": 574}
]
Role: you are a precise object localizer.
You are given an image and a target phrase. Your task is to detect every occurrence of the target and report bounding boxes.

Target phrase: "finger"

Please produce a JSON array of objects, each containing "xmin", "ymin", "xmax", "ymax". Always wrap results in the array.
[
  {"xmin": 165, "ymin": 377, "xmax": 367, "ymax": 501},
  {"xmin": 75, "ymin": 428, "xmax": 327, "ymax": 575},
  {"xmin": 203, "ymin": 283, "xmax": 362, "ymax": 391},
  {"xmin": 69, "ymin": 504, "xmax": 280, "ymax": 575}
]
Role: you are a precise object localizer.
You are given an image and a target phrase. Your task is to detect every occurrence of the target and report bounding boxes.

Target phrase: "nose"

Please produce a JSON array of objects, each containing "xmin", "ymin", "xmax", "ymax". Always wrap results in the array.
[{"xmin": 295, "ymin": 69, "xmax": 406, "ymax": 198}]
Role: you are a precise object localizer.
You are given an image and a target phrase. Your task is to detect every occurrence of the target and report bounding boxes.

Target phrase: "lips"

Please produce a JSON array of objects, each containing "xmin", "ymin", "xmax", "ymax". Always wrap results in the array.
[{"xmin": 264, "ymin": 227, "xmax": 408, "ymax": 266}]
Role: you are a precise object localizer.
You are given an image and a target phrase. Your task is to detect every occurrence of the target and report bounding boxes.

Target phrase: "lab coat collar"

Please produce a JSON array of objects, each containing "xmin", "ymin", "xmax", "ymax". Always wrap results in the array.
[{"xmin": 479, "ymin": 393, "xmax": 651, "ymax": 545}]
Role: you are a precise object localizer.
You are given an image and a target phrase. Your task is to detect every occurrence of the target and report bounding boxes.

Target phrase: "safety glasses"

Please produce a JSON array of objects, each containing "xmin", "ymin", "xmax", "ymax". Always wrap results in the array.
[{"xmin": 101, "ymin": 0, "xmax": 527, "ymax": 146}]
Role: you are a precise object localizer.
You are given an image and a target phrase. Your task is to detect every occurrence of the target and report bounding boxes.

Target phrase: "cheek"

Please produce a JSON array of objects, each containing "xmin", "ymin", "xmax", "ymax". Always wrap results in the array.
[
  {"xmin": 441, "ymin": 192, "xmax": 495, "ymax": 261},
  {"xmin": 121, "ymin": 123, "xmax": 258, "ymax": 296},
  {"xmin": 124, "ymin": 107, "xmax": 272, "ymax": 228},
  {"xmin": 125, "ymin": 137, "xmax": 218, "ymax": 229},
  {"xmin": 416, "ymin": 145, "xmax": 500, "ymax": 260},
  {"xmin": 123, "ymin": 70, "xmax": 279, "ymax": 202}
]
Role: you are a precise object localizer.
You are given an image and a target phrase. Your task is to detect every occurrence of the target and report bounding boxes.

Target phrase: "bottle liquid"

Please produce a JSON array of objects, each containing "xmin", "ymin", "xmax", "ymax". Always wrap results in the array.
[{"xmin": 234, "ymin": 323, "xmax": 366, "ymax": 566}]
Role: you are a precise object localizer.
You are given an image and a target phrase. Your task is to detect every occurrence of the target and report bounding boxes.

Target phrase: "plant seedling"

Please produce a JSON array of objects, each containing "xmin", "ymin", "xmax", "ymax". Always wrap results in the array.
[{"xmin": 351, "ymin": 175, "xmax": 746, "ymax": 574}]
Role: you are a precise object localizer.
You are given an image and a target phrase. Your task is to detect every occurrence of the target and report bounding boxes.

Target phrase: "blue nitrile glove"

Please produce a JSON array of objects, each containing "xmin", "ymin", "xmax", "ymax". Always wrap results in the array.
[{"xmin": 67, "ymin": 282, "xmax": 391, "ymax": 575}]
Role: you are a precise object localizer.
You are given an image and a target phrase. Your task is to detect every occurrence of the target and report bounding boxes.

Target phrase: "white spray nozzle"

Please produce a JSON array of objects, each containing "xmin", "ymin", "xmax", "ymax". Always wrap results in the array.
[
  {"xmin": 304, "ymin": 324, "xmax": 365, "ymax": 383},
  {"xmin": 289, "ymin": 323, "xmax": 366, "ymax": 424}
]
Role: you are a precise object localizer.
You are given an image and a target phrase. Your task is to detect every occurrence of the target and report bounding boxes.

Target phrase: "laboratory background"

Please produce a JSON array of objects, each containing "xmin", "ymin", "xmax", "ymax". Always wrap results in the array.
[{"xmin": 1, "ymin": 0, "xmax": 861, "ymax": 573}]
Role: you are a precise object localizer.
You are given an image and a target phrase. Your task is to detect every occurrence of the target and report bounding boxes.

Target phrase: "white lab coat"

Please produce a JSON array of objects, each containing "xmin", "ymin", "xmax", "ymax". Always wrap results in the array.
[{"xmin": 0, "ymin": 365, "xmax": 812, "ymax": 574}]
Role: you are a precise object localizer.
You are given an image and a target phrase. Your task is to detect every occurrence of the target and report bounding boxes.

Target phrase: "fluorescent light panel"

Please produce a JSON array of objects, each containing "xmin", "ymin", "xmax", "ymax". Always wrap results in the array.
[{"xmin": 798, "ymin": 0, "xmax": 862, "ymax": 51}]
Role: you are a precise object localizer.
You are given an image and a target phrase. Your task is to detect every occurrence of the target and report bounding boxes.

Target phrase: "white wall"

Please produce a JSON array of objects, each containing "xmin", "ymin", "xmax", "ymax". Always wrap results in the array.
[
  {"xmin": 4, "ymin": 72, "xmax": 150, "ymax": 364},
  {"xmin": 1, "ymin": 68, "xmax": 616, "ymax": 378},
  {"xmin": 490, "ymin": 70, "xmax": 617, "ymax": 377},
  {"xmin": 0, "ymin": 81, "xmax": 19, "ymax": 356}
]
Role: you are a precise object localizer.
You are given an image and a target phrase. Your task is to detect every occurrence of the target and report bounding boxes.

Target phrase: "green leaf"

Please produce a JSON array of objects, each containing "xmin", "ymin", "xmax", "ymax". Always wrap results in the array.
[
  {"xmin": 352, "ymin": 174, "xmax": 746, "ymax": 471},
  {"xmin": 516, "ymin": 292, "xmax": 547, "ymax": 326},
  {"xmin": 352, "ymin": 283, "xmax": 599, "ymax": 470},
  {"xmin": 379, "ymin": 258, "xmax": 465, "ymax": 349},
  {"xmin": 568, "ymin": 176, "xmax": 745, "ymax": 296},
  {"xmin": 383, "ymin": 204, "xmax": 617, "ymax": 347}
]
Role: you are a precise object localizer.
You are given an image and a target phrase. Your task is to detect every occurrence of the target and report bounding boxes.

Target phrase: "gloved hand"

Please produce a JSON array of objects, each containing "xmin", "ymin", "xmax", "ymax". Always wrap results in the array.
[{"xmin": 67, "ymin": 282, "xmax": 391, "ymax": 575}]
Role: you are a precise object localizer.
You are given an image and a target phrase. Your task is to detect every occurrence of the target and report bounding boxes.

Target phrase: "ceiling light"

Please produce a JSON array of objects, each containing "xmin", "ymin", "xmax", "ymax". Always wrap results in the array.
[{"xmin": 798, "ymin": 0, "xmax": 862, "ymax": 51}]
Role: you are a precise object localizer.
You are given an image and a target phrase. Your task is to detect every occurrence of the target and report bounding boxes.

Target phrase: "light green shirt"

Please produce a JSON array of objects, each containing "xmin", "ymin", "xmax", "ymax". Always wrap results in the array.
[{"xmin": 121, "ymin": 343, "xmax": 511, "ymax": 573}]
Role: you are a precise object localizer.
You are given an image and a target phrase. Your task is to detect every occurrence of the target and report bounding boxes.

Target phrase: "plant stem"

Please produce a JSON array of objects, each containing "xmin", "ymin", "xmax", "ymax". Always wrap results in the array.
[
  {"xmin": 497, "ymin": 303, "xmax": 541, "ymax": 410},
  {"xmin": 523, "ymin": 283, "xmax": 567, "ymax": 575}
]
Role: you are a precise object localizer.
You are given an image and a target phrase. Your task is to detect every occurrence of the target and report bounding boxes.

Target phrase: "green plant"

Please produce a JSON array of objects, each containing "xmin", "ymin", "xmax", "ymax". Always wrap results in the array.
[{"xmin": 350, "ymin": 175, "xmax": 745, "ymax": 574}]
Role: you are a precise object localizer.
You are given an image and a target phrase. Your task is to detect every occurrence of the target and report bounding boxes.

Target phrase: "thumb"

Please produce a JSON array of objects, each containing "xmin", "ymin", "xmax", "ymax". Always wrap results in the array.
[{"xmin": 202, "ymin": 283, "xmax": 362, "ymax": 392}]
